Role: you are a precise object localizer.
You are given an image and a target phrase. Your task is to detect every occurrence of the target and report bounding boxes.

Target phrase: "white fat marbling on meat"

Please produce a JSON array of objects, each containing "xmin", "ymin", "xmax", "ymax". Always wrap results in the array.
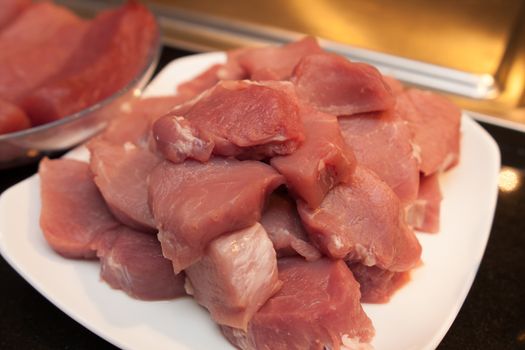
[
  {"xmin": 216, "ymin": 224, "xmax": 277, "ymax": 302},
  {"xmin": 410, "ymin": 141, "xmax": 422, "ymax": 164},
  {"xmin": 184, "ymin": 277, "xmax": 194, "ymax": 295},
  {"xmin": 123, "ymin": 142, "xmax": 136, "ymax": 152},
  {"xmin": 340, "ymin": 335, "xmax": 374, "ymax": 350}
]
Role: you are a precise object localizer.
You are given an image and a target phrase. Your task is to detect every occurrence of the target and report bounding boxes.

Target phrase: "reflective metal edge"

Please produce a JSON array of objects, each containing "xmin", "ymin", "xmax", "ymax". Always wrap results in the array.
[{"xmin": 59, "ymin": 0, "xmax": 499, "ymax": 101}]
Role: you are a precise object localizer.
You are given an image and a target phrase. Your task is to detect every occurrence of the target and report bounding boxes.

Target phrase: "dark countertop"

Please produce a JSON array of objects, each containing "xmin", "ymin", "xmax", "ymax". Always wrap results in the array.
[{"xmin": 0, "ymin": 47, "xmax": 524, "ymax": 350}]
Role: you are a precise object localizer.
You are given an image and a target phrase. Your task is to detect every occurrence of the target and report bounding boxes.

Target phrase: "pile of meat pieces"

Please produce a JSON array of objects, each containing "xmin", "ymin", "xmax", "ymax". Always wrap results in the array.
[
  {"xmin": 38, "ymin": 37, "xmax": 461, "ymax": 350},
  {"xmin": 0, "ymin": 0, "xmax": 156, "ymax": 135}
]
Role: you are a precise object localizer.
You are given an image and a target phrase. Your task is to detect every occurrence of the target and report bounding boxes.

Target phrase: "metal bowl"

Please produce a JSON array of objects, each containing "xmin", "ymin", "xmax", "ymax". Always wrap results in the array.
[{"xmin": 0, "ymin": 23, "xmax": 161, "ymax": 169}]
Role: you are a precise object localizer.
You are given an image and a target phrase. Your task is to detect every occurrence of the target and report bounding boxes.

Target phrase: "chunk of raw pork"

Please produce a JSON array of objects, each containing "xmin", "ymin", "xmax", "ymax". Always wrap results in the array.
[
  {"xmin": 396, "ymin": 89, "xmax": 461, "ymax": 175},
  {"xmin": 0, "ymin": 99, "xmax": 30, "ymax": 134},
  {"xmin": 0, "ymin": 0, "xmax": 30, "ymax": 30},
  {"xmin": 152, "ymin": 114, "xmax": 214, "ymax": 163},
  {"xmin": 222, "ymin": 257, "xmax": 374, "ymax": 350},
  {"xmin": 0, "ymin": 3, "xmax": 87, "ymax": 104},
  {"xmin": 222, "ymin": 36, "xmax": 324, "ymax": 81},
  {"xmin": 292, "ymin": 53, "xmax": 394, "ymax": 115},
  {"xmin": 22, "ymin": 2, "xmax": 157, "ymax": 124},
  {"xmin": 382, "ymin": 75, "xmax": 404, "ymax": 96},
  {"xmin": 260, "ymin": 194, "xmax": 321, "ymax": 261},
  {"xmin": 406, "ymin": 173, "xmax": 442, "ymax": 233},
  {"xmin": 271, "ymin": 105, "xmax": 355, "ymax": 208},
  {"xmin": 347, "ymin": 263, "xmax": 410, "ymax": 303},
  {"xmin": 39, "ymin": 158, "xmax": 118, "ymax": 258},
  {"xmin": 298, "ymin": 166, "xmax": 421, "ymax": 271},
  {"xmin": 185, "ymin": 223, "xmax": 281, "ymax": 329},
  {"xmin": 339, "ymin": 109, "xmax": 420, "ymax": 204},
  {"xmin": 153, "ymin": 80, "xmax": 304, "ymax": 163},
  {"xmin": 102, "ymin": 95, "xmax": 187, "ymax": 147},
  {"xmin": 93, "ymin": 226, "xmax": 186, "ymax": 300},
  {"xmin": 88, "ymin": 139, "xmax": 160, "ymax": 232},
  {"xmin": 148, "ymin": 158, "xmax": 284, "ymax": 272}
]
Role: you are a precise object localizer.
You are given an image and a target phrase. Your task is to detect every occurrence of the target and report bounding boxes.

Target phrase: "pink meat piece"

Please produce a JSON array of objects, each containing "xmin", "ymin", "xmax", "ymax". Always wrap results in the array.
[
  {"xmin": 292, "ymin": 52, "xmax": 394, "ymax": 116},
  {"xmin": 407, "ymin": 173, "xmax": 442, "ymax": 233},
  {"xmin": 298, "ymin": 166, "xmax": 421, "ymax": 271},
  {"xmin": 218, "ymin": 48, "xmax": 250, "ymax": 81},
  {"xmin": 396, "ymin": 89, "xmax": 461, "ymax": 175},
  {"xmin": 102, "ymin": 95, "xmax": 188, "ymax": 147},
  {"xmin": 88, "ymin": 139, "xmax": 160, "ymax": 232},
  {"xmin": 153, "ymin": 80, "xmax": 304, "ymax": 162},
  {"xmin": 39, "ymin": 158, "xmax": 119, "ymax": 259},
  {"xmin": 151, "ymin": 114, "xmax": 214, "ymax": 163},
  {"xmin": 185, "ymin": 223, "xmax": 281, "ymax": 330},
  {"xmin": 271, "ymin": 105, "xmax": 356, "ymax": 208},
  {"xmin": 0, "ymin": 2, "xmax": 83, "ymax": 57},
  {"xmin": 383, "ymin": 75, "xmax": 405, "ymax": 96},
  {"xmin": 176, "ymin": 63, "xmax": 222, "ymax": 99},
  {"xmin": 0, "ymin": 0, "xmax": 30, "ymax": 30},
  {"xmin": 222, "ymin": 257, "xmax": 374, "ymax": 350},
  {"xmin": 0, "ymin": 99, "xmax": 31, "ymax": 134},
  {"xmin": 22, "ymin": 2, "xmax": 157, "ymax": 125},
  {"xmin": 0, "ymin": 3, "xmax": 87, "ymax": 104},
  {"xmin": 347, "ymin": 262, "xmax": 410, "ymax": 304},
  {"xmin": 148, "ymin": 158, "xmax": 284, "ymax": 273},
  {"xmin": 93, "ymin": 226, "xmax": 186, "ymax": 300},
  {"xmin": 260, "ymin": 194, "xmax": 321, "ymax": 261},
  {"xmin": 339, "ymin": 109, "xmax": 420, "ymax": 204},
  {"xmin": 226, "ymin": 36, "xmax": 324, "ymax": 81}
]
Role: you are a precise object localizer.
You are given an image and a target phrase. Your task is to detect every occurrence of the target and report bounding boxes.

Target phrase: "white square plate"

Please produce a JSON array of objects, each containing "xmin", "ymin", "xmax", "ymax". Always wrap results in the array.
[{"xmin": 0, "ymin": 52, "xmax": 501, "ymax": 350}]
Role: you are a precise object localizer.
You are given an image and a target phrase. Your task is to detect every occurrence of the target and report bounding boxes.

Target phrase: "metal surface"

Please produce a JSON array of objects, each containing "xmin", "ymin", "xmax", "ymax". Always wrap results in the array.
[{"xmin": 61, "ymin": 0, "xmax": 525, "ymax": 125}]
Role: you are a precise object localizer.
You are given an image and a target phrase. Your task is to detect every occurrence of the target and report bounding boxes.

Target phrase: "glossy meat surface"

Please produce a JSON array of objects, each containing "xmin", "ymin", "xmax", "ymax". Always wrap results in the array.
[
  {"xmin": 94, "ymin": 226, "xmax": 186, "ymax": 300},
  {"xmin": 39, "ymin": 158, "xmax": 118, "ymax": 258},
  {"xmin": 88, "ymin": 139, "xmax": 160, "ymax": 232},
  {"xmin": 222, "ymin": 258, "xmax": 374, "ymax": 350},
  {"xmin": 185, "ymin": 223, "xmax": 281, "ymax": 329},
  {"xmin": 271, "ymin": 106, "xmax": 355, "ymax": 208},
  {"xmin": 148, "ymin": 158, "xmax": 284, "ymax": 272},
  {"xmin": 298, "ymin": 166, "xmax": 421, "ymax": 271}
]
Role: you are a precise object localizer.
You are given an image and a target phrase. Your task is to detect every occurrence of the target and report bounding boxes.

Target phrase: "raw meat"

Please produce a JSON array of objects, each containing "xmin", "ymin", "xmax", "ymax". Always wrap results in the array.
[
  {"xmin": 260, "ymin": 194, "xmax": 321, "ymax": 261},
  {"xmin": 39, "ymin": 158, "xmax": 119, "ymax": 258},
  {"xmin": 222, "ymin": 257, "xmax": 374, "ymax": 350},
  {"xmin": 185, "ymin": 223, "xmax": 281, "ymax": 330},
  {"xmin": 0, "ymin": 99, "xmax": 30, "ymax": 134},
  {"xmin": 347, "ymin": 263, "xmax": 410, "ymax": 303},
  {"xmin": 298, "ymin": 166, "xmax": 421, "ymax": 271},
  {"xmin": 271, "ymin": 105, "xmax": 355, "ymax": 208},
  {"xmin": 102, "ymin": 95, "xmax": 187, "ymax": 147},
  {"xmin": 94, "ymin": 226, "xmax": 186, "ymax": 300},
  {"xmin": 88, "ymin": 139, "xmax": 160, "ymax": 232},
  {"xmin": 0, "ymin": 3, "xmax": 87, "ymax": 104},
  {"xmin": 153, "ymin": 80, "xmax": 304, "ymax": 162},
  {"xmin": 224, "ymin": 36, "xmax": 324, "ymax": 81},
  {"xmin": 339, "ymin": 109, "xmax": 420, "ymax": 204},
  {"xmin": 22, "ymin": 2, "xmax": 157, "ymax": 125},
  {"xmin": 218, "ymin": 48, "xmax": 250, "ymax": 81},
  {"xmin": 148, "ymin": 158, "xmax": 284, "ymax": 272},
  {"xmin": 152, "ymin": 114, "xmax": 214, "ymax": 163},
  {"xmin": 396, "ymin": 89, "xmax": 461, "ymax": 175},
  {"xmin": 292, "ymin": 53, "xmax": 394, "ymax": 115},
  {"xmin": 407, "ymin": 173, "xmax": 442, "ymax": 233},
  {"xmin": 0, "ymin": 2, "xmax": 83, "ymax": 57},
  {"xmin": 382, "ymin": 75, "xmax": 404, "ymax": 96},
  {"xmin": 0, "ymin": 0, "xmax": 30, "ymax": 30}
]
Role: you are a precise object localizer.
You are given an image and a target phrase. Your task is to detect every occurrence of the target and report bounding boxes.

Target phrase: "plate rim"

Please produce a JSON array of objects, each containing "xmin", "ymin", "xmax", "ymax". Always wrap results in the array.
[{"xmin": 0, "ymin": 52, "xmax": 502, "ymax": 350}]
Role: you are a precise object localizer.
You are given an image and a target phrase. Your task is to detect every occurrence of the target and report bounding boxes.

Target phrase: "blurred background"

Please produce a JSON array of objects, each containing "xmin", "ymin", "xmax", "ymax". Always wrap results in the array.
[{"xmin": 59, "ymin": 0, "xmax": 525, "ymax": 126}]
